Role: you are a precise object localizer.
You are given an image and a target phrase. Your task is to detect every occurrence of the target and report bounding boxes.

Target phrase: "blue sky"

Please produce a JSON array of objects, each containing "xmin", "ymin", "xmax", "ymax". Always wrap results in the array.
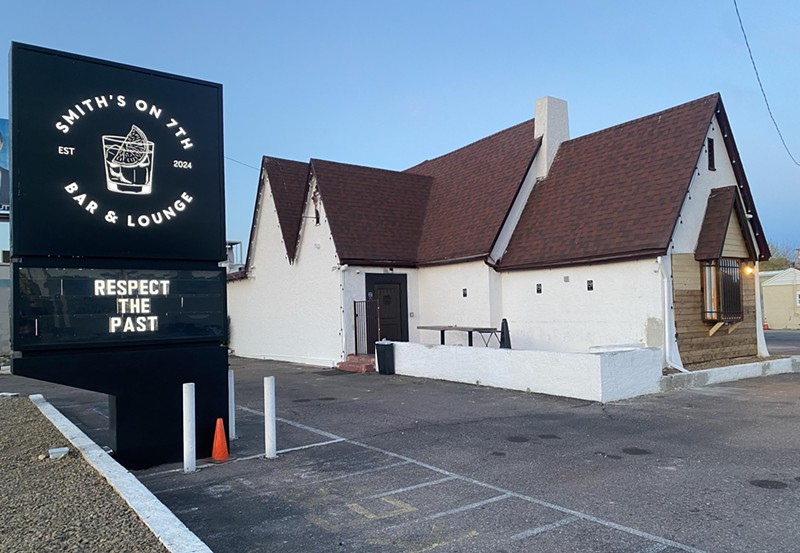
[{"xmin": 1, "ymin": 1, "xmax": 798, "ymax": 256}]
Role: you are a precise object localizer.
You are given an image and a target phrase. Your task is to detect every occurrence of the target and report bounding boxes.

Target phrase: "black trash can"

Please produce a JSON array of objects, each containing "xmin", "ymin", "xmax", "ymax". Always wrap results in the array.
[{"xmin": 375, "ymin": 339, "xmax": 395, "ymax": 375}]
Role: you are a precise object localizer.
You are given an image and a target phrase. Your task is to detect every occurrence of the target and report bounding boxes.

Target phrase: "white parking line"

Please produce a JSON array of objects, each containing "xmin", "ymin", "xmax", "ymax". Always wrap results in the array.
[
  {"xmin": 367, "ymin": 476, "xmax": 457, "ymax": 499},
  {"xmin": 310, "ymin": 461, "xmax": 413, "ymax": 484},
  {"xmin": 509, "ymin": 515, "xmax": 580, "ymax": 541},
  {"xmin": 277, "ymin": 438, "xmax": 345, "ymax": 454},
  {"xmin": 420, "ymin": 494, "xmax": 511, "ymax": 522},
  {"xmin": 387, "ymin": 494, "xmax": 512, "ymax": 530},
  {"xmin": 275, "ymin": 414, "xmax": 343, "ymax": 441},
  {"xmin": 639, "ymin": 544, "xmax": 670, "ymax": 553}
]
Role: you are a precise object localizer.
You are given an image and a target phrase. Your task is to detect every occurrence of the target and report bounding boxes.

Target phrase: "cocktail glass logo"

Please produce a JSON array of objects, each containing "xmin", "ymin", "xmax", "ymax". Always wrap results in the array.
[
  {"xmin": 102, "ymin": 125, "xmax": 155, "ymax": 195},
  {"xmin": 52, "ymin": 94, "xmax": 198, "ymax": 229}
]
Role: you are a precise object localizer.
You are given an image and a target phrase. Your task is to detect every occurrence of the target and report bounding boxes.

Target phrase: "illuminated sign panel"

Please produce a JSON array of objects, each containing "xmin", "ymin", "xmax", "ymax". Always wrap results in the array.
[
  {"xmin": 10, "ymin": 44, "xmax": 225, "ymax": 261},
  {"xmin": 14, "ymin": 267, "xmax": 225, "ymax": 350}
]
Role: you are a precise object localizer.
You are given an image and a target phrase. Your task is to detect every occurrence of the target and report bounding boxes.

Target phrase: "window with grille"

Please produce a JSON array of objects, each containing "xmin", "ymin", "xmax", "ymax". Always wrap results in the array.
[{"xmin": 702, "ymin": 258, "xmax": 743, "ymax": 322}]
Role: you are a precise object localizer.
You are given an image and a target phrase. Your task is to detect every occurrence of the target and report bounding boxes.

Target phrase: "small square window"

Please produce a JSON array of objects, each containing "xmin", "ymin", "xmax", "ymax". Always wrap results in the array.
[
  {"xmin": 587, "ymin": 280, "xmax": 594, "ymax": 291},
  {"xmin": 536, "ymin": 283, "xmax": 542, "ymax": 294},
  {"xmin": 462, "ymin": 288, "xmax": 468, "ymax": 298}
]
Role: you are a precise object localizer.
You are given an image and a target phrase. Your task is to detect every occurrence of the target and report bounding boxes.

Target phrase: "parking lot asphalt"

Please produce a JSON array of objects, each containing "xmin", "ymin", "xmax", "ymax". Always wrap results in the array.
[
  {"xmin": 764, "ymin": 329, "xmax": 800, "ymax": 356},
  {"xmin": 3, "ymin": 352, "xmax": 800, "ymax": 553}
]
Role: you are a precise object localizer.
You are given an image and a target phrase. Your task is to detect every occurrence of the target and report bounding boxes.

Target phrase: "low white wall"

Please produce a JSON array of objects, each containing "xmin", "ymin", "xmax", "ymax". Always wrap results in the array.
[
  {"xmin": 391, "ymin": 342, "xmax": 662, "ymax": 402},
  {"xmin": 661, "ymin": 356, "xmax": 800, "ymax": 392}
]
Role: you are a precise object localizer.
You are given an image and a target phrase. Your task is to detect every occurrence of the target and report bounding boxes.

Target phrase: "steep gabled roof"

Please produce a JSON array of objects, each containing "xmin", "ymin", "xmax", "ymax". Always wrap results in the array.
[
  {"xmin": 408, "ymin": 120, "xmax": 540, "ymax": 264},
  {"xmin": 312, "ymin": 159, "xmax": 433, "ymax": 265},
  {"xmin": 241, "ymin": 93, "xmax": 768, "ymax": 275},
  {"xmin": 695, "ymin": 186, "xmax": 755, "ymax": 260},
  {"xmin": 229, "ymin": 156, "xmax": 308, "ymax": 281},
  {"xmin": 265, "ymin": 157, "xmax": 310, "ymax": 263},
  {"xmin": 499, "ymin": 94, "xmax": 731, "ymax": 269}
]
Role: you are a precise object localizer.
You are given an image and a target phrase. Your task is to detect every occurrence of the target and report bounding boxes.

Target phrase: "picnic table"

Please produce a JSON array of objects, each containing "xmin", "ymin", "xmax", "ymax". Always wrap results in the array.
[{"xmin": 416, "ymin": 325, "xmax": 501, "ymax": 347}]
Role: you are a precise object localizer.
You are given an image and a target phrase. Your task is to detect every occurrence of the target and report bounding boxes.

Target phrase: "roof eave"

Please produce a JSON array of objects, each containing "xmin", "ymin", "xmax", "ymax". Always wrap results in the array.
[
  {"xmin": 417, "ymin": 253, "xmax": 489, "ymax": 267},
  {"xmin": 497, "ymin": 248, "xmax": 667, "ymax": 272},
  {"xmin": 713, "ymin": 97, "xmax": 770, "ymax": 261},
  {"xmin": 338, "ymin": 258, "xmax": 419, "ymax": 269}
]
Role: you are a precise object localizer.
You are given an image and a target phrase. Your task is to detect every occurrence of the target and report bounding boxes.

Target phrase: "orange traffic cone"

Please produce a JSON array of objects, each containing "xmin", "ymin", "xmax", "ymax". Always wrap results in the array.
[{"xmin": 211, "ymin": 418, "xmax": 231, "ymax": 463}]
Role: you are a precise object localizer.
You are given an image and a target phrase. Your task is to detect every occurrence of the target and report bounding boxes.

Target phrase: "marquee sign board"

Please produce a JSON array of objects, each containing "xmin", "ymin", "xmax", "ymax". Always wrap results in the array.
[
  {"xmin": 10, "ymin": 43, "xmax": 225, "ymax": 261},
  {"xmin": 13, "ymin": 265, "xmax": 225, "ymax": 351}
]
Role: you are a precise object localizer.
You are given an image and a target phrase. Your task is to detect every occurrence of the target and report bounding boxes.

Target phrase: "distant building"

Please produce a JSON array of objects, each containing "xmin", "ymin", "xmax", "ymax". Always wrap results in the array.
[{"xmin": 761, "ymin": 268, "xmax": 800, "ymax": 329}]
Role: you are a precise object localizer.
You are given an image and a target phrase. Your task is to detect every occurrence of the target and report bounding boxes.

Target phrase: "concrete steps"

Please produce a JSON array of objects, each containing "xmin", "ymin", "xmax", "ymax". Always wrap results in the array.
[{"xmin": 336, "ymin": 354, "xmax": 376, "ymax": 373}]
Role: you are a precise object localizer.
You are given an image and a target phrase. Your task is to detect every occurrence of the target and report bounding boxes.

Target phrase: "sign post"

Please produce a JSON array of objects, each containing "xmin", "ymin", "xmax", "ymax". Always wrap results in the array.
[{"xmin": 10, "ymin": 43, "xmax": 228, "ymax": 469}]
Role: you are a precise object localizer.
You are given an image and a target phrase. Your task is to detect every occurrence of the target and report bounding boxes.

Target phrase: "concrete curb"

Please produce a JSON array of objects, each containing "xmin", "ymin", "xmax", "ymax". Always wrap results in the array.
[
  {"xmin": 29, "ymin": 394, "xmax": 212, "ymax": 553},
  {"xmin": 660, "ymin": 356, "xmax": 800, "ymax": 392}
]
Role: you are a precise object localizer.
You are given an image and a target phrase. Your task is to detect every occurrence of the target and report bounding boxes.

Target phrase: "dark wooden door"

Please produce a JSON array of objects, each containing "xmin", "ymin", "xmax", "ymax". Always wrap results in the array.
[{"xmin": 375, "ymin": 283, "xmax": 402, "ymax": 341}]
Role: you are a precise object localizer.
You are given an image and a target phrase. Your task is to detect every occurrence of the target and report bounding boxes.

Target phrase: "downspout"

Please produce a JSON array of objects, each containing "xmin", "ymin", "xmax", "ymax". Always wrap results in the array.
[
  {"xmin": 658, "ymin": 252, "xmax": 689, "ymax": 373},
  {"xmin": 754, "ymin": 262, "xmax": 770, "ymax": 357},
  {"xmin": 338, "ymin": 264, "xmax": 347, "ymax": 362}
]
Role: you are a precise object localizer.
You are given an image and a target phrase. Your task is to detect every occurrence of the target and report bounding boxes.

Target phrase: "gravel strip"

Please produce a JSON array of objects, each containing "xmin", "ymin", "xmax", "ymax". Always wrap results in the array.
[{"xmin": 0, "ymin": 396, "xmax": 170, "ymax": 553}]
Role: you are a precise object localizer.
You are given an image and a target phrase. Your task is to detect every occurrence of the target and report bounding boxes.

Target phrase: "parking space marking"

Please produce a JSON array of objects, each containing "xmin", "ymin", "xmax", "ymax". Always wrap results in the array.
[
  {"xmin": 309, "ymin": 460, "xmax": 413, "ymax": 484},
  {"xmin": 269, "ymin": 416, "xmax": 709, "ymax": 553},
  {"xmin": 509, "ymin": 515, "xmax": 580, "ymax": 541},
  {"xmin": 387, "ymin": 494, "xmax": 511, "ymax": 530},
  {"xmin": 365, "ymin": 522, "xmax": 479, "ymax": 553},
  {"xmin": 348, "ymin": 497, "xmax": 417, "ymax": 521},
  {"xmin": 639, "ymin": 544, "xmax": 670, "ymax": 553},
  {"xmin": 275, "ymin": 414, "xmax": 344, "ymax": 441},
  {"xmin": 225, "ymin": 407, "xmax": 708, "ymax": 552},
  {"xmin": 277, "ymin": 438, "xmax": 345, "ymax": 454},
  {"xmin": 419, "ymin": 493, "xmax": 511, "ymax": 523},
  {"xmin": 367, "ymin": 476, "xmax": 457, "ymax": 499}
]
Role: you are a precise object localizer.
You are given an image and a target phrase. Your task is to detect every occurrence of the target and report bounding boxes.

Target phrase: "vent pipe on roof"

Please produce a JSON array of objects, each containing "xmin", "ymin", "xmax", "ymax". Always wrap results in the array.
[{"xmin": 533, "ymin": 96, "xmax": 569, "ymax": 180}]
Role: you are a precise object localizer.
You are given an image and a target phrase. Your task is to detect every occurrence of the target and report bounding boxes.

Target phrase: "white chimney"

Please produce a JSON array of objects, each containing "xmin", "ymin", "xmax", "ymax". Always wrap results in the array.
[
  {"xmin": 487, "ymin": 96, "xmax": 570, "ymax": 266},
  {"xmin": 532, "ymin": 96, "xmax": 569, "ymax": 180}
]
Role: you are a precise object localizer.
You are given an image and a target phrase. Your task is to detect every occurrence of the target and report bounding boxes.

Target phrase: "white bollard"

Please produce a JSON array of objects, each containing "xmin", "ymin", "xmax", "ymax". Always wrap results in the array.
[
  {"xmin": 228, "ymin": 369, "xmax": 237, "ymax": 440},
  {"xmin": 264, "ymin": 376, "xmax": 276, "ymax": 459},
  {"xmin": 182, "ymin": 383, "xmax": 196, "ymax": 473}
]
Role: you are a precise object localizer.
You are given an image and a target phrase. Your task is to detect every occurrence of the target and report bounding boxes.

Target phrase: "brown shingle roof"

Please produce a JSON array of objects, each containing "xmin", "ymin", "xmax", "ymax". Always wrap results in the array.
[
  {"xmin": 312, "ymin": 159, "xmax": 433, "ymax": 265},
  {"xmin": 498, "ymin": 94, "xmax": 721, "ymax": 269},
  {"xmin": 695, "ymin": 186, "xmax": 754, "ymax": 260},
  {"xmin": 263, "ymin": 157, "xmax": 309, "ymax": 263},
  {"xmin": 252, "ymin": 94, "xmax": 768, "ymax": 271},
  {"xmin": 408, "ymin": 120, "xmax": 540, "ymax": 264}
]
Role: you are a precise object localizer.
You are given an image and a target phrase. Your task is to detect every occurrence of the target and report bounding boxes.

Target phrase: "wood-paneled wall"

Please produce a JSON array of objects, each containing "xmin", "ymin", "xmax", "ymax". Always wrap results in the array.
[{"xmin": 672, "ymin": 253, "xmax": 757, "ymax": 365}]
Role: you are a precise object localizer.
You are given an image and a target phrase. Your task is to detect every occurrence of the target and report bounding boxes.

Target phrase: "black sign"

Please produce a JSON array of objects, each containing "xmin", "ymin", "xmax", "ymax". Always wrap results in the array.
[
  {"xmin": 13, "ymin": 266, "xmax": 225, "ymax": 351},
  {"xmin": 10, "ymin": 44, "xmax": 229, "ymax": 469},
  {"xmin": 10, "ymin": 43, "xmax": 225, "ymax": 261}
]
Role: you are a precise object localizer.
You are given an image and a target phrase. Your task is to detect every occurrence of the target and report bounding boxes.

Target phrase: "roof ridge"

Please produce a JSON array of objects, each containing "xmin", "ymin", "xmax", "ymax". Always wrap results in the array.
[
  {"xmin": 564, "ymin": 93, "xmax": 720, "ymax": 146},
  {"xmin": 405, "ymin": 118, "xmax": 535, "ymax": 173},
  {"xmin": 311, "ymin": 157, "xmax": 433, "ymax": 180},
  {"xmin": 265, "ymin": 155, "xmax": 306, "ymax": 165}
]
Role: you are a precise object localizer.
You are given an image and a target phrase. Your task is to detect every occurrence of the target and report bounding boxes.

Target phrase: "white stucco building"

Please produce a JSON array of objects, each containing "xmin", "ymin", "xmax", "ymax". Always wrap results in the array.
[{"xmin": 228, "ymin": 94, "xmax": 770, "ymax": 370}]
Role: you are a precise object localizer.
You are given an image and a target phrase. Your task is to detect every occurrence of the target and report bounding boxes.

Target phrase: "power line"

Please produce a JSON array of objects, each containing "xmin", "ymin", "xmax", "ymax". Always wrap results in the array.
[
  {"xmin": 225, "ymin": 156, "xmax": 261, "ymax": 171},
  {"xmin": 733, "ymin": 0, "xmax": 800, "ymax": 166}
]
